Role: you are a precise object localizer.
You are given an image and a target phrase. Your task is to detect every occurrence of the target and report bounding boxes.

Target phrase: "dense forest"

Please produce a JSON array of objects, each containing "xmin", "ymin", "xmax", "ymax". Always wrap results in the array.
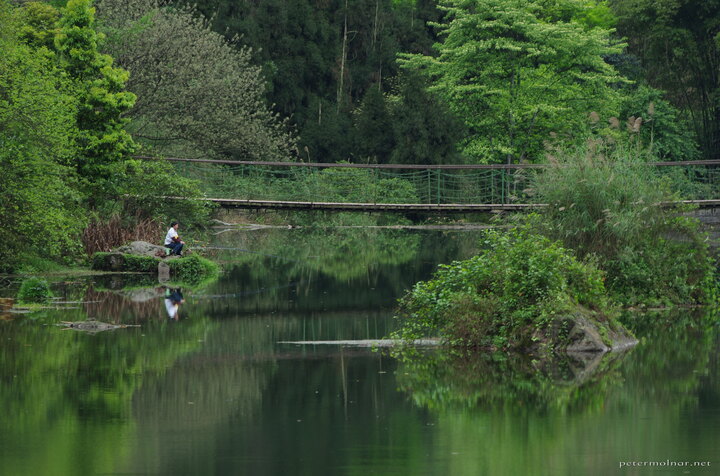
[
  {"xmin": 172, "ymin": 0, "xmax": 716, "ymax": 164},
  {"xmin": 1, "ymin": 0, "xmax": 719, "ymax": 270}
]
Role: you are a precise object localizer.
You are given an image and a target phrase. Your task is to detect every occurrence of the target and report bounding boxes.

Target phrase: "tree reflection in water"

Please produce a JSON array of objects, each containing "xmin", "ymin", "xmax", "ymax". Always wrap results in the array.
[{"xmin": 396, "ymin": 348, "xmax": 628, "ymax": 414}]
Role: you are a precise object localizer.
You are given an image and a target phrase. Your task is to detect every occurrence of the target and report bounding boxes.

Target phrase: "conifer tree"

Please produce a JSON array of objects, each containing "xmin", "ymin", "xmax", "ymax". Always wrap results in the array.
[
  {"xmin": 355, "ymin": 86, "xmax": 395, "ymax": 162},
  {"xmin": 55, "ymin": 0, "xmax": 136, "ymax": 199}
]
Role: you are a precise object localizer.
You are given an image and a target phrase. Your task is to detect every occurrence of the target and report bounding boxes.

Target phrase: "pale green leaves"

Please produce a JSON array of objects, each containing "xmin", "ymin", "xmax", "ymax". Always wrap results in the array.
[{"xmin": 401, "ymin": 0, "xmax": 628, "ymax": 163}]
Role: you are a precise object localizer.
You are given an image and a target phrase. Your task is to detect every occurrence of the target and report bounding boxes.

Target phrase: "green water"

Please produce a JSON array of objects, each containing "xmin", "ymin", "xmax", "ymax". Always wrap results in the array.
[{"xmin": 0, "ymin": 228, "xmax": 718, "ymax": 476}]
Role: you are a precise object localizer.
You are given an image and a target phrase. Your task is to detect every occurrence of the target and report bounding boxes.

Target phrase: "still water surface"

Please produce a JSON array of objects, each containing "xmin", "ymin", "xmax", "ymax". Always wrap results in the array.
[{"xmin": 0, "ymin": 228, "xmax": 718, "ymax": 476}]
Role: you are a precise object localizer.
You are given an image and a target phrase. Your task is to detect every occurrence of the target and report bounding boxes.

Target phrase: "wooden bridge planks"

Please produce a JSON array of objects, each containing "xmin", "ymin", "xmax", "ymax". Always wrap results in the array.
[
  {"xmin": 202, "ymin": 198, "xmax": 543, "ymax": 212},
  {"xmin": 188, "ymin": 197, "xmax": 720, "ymax": 212}
]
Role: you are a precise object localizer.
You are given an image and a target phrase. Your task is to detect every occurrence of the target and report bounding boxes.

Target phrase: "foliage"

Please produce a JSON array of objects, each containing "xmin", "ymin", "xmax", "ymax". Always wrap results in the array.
[
  {"xmin": 395, "ymin": 348, "xmax": 626, "ymax": 412},
  {"xmin": 0, "ymin": 1, "xmax": 86, "ymax": 272},
  {"xmin": 387, "ymin": 72, "xmax": 463, "ymax": 164},
  {"xmin": 91, "ymin": 252, "xmax": 160, "ymax": 272},
  {"xmin": 96, "ymin": 0, "xmax": 297, "ymax": 162},
  {"xmin": 112, "ymin": 159, "xmax": 212, "ymax": 226},
  {"xmin": 17, "ymin": 1, "xmax": 60, "ymax": 49},
  {"xmin": 616, "ymin": 85, "xmax": 700, "ymax": 161},
  {"xmin": 392, "ymin": 228, "xmax": 620, "ymax": 350},
  {"xmin": 532, "ymin": 143, "xmax": 672, "ymax": 257},
  {"xmin": 531, "ymin": 143, "xmax": 716, "ymax": 305},
  {"xmin": 169, "ymin": 0, "xmax": 448, "ymax": 164},
  {"xmin": 400, "ymin": 0, "xmax": 627, "ymax": 163},
  {"xmin": 90, "ymin": 252, "xmax": 219, "ymax": 286},
  {"xmin": 17, "ymin": 277, "xmax": 54, "ymax": 304},
  {"xmin": 55, "ymin": 0, "xmax": 138, "ymax": 202},
  {"xmin": 354, "ymin": 86, "xmax": 396, "ymax": 162},
  {"xmin": 610, "ymin": 0, "xmax": 720, "ymax": 160},
  {"xmin": 0, "ymin": 0, "xmax": 212, "ymax": 272},
  {"xmin": 167, "ymin": 255, "xmax": 220, "ymax": 287}
]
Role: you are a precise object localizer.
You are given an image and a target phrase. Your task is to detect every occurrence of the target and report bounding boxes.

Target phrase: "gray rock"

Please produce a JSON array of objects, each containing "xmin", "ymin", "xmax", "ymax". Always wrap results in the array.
[
  {"xmin": 116, "ymin": 240, "xmax": 166, "ymax": 257},
  {"xmin": 103, "ymin": 252, "xmax": 128, "ymax": 271},
  {"xmin": 565, "ymin": 315, "xmax": 611, "ymax": 352},
  {"xmin": 546, "ymin": 313, "xmax": 637, "ymax": 353}
]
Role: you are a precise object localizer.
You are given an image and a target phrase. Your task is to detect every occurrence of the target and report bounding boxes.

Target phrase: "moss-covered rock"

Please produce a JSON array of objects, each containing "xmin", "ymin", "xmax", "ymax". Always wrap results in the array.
[
  {"xmin": 90, "ymin": 243, "xmax": 219, "ymax": 287},
  {"xmin": 91, "ymin": 252, "xmax": 160, "ymax": 272}
]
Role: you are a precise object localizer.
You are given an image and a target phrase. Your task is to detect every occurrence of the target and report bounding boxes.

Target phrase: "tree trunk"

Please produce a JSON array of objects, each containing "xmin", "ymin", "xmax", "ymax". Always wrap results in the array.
[{"xmin": 337, "ymin": 0, "xmax": 349, "ymax": 112}]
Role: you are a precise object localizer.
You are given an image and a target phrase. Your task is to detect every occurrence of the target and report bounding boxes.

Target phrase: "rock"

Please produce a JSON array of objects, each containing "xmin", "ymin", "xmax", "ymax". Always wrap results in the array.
[
  {"xmin": 91, "ymin": 252, "xmax": 158, "ymax": 272},
  {"xmin": 158, "ymin": 261, "xmax": 170, "ymax": 282},
  {"xmin": 58, "ymin": 319, "xmax": 140, "ymax": 333},
  {"xmin": 93, "ymin": 252, "xmax": 128, "ymax": 271},
  {"xmin": 116, "ymin": 241, "xmax": 167, "ymax": 257},
  {"xmin": 543, "ymin": 312, "xmax": 637, "ymax": 353},
  {"xmin": 565, "ymin": 315, "xmax": 611, "ymax": 352}
]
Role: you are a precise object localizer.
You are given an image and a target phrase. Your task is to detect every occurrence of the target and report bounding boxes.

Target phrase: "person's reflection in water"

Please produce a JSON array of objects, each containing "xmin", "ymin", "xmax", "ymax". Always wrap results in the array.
[{"xmin": 164, "ymin": 287, "xmax": 185, "ymax": 320}]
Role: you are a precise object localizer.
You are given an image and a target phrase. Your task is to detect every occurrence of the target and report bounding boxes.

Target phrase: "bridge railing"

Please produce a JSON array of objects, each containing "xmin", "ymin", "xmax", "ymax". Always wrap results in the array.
[{"xmin": 140, "ymin": 157, "xmax": 720, "ymax": 205}]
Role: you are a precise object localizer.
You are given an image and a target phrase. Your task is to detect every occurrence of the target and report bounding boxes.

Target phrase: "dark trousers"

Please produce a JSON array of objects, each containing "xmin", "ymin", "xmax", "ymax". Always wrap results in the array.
[{"xmin": 167, "ymin": 241, "xmax": 183, "ymax": 255}]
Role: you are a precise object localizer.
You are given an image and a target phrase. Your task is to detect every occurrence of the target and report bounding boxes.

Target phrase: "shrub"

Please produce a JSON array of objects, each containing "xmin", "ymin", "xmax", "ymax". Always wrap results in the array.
[
  {"xmin": 531, "ymin": 142, "xmax": 716, "ymax": 305},
  {"xmin": 17, "ymin": 277, "xmax": 53, "ymax": 304},
  {"xmin": 167, "ymin": 255, "xmax": 219, "ymax": 286},
  {"xmin": 392, "ymin": 229, "xmax": 621, "ymax": 351},
  {"xmin": 91, "ymin": 252, "xmax": 159, "ymax": 272}
]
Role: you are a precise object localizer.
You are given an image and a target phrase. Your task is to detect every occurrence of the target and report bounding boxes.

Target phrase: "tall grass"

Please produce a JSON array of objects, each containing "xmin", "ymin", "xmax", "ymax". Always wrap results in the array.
[
  {"xmin": 530, "ymin": 142, "xmax": 715, "ymax": 306},
  {"xmin": 82, "ymin": 214, "xmax": 162, "ymax": 255},
  {"xmin": 532, "ymin": 142, "xmax": 674, "ymax": 257}
]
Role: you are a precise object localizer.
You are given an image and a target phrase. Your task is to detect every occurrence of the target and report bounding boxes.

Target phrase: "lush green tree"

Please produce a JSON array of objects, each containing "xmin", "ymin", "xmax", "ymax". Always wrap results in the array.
[
  {"xmin": 16, "ymin": 1, "xmax": 59, "ymax": 48},
  {"xmin": 96, "ymin": 0, "xmax": 297, "ymax": 161},
  {"xmin": 55, "ymin": 0, "xmax": 137, "ymax": 201},
  {"xmin": 609, "ymin": 0, "xmax": 720, "ymax": 159},
  {"xmin": 2, "ymin": 0, "xmax": 211, "ymax": 270},
  {"xmin": 401, "ymin": 0, "xmax": 627, "ymax": 163},
  {"xmin": 0, "ymin": 1, "xmax": 85, "ymax": 271}
]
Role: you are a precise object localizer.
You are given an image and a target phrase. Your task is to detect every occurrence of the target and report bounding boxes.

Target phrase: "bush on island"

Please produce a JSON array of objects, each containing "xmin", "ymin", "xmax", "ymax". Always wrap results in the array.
[
  {"xmin": 391, "ymin": 229, "xmax": 633, "ymax": 353},
  {"xmin": 17, "ymin": 277, "xmax": 53, "ymax": 304},
  {"xmin": 167, "ymin": 255, "xmax": 219, "ymax": 286}
]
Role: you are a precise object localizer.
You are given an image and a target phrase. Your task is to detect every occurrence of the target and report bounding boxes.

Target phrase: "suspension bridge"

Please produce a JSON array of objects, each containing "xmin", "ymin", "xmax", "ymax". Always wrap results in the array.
[{"xmin": 143, "ymin": 156, "xmax": 720, "ymax": 213}]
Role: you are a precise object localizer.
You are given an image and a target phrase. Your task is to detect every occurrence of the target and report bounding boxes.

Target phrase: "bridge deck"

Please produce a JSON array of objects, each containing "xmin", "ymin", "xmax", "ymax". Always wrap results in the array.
[
  {"xmin": 193, "ymin": 198, "xmax": 720, "ymax": 212},
  {"xmin": 200, "ymin": 198, "xmax": 542, "ymax": 212}
]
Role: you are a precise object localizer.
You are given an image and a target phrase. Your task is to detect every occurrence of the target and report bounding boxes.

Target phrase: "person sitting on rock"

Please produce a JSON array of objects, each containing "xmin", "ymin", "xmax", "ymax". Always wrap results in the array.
[{"xmin": 164, "ymin": 221, "xmax": 185, "ymax": 256}]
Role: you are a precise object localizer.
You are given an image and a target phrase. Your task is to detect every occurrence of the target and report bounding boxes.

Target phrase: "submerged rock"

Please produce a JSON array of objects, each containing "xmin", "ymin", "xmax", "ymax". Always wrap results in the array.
[{"xmin": 58, "ymin": 319, "xmax": 140, "ymax": 333}]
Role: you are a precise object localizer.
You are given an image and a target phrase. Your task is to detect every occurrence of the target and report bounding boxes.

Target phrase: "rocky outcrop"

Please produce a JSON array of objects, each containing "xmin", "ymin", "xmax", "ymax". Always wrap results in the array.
[
  {"xmin": 116, "ymin": 241, "xmax": 168, "ymax": 257},
  {"xmin": 541, "ymin": 311, "xmax": 637, "ymax": 353}
]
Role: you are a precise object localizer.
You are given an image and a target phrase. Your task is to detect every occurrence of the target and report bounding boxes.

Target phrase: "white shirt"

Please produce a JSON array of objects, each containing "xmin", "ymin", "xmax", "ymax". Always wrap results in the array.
[
  {"xmin": 165, "ymin": 299, "xmax": 178, "ymax": 319},
  {"xmin": 164, "ymin": 227, "xmax": 179, "ymax": 245}
]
